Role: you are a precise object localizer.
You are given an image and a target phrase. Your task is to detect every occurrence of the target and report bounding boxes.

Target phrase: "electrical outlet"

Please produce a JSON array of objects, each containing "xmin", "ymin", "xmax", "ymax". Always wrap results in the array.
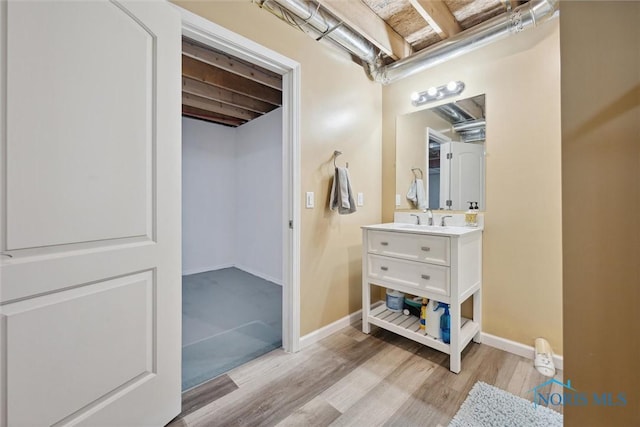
[
  {"xmin": 395, "ymin": 194, "xmax": 401, "ymax": 206},
  {"xmin": 357, "ymin": 192, "xmax": 364, "ymax": 206},
  {"xmin": 305, "ymin": 192, "xmax": 314, "ymax": 208}
]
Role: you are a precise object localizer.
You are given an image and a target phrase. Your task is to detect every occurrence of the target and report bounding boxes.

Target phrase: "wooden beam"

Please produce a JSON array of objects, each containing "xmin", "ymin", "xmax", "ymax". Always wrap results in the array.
[
  {"xmin": 319, "ymin": 0, "xmax": 412, "ymax": 60},
  {"xmin": 182, "ymin": 93, "xmax": 261, "ymax": 121},
  {"xmin": 182, "ymin": 105, "xmax": 246, "ymax": 127},
  {"xmin": 182, "ymin": 77, "xmax": 278, "ymax": 114},
  {"xmin": 409, "ymin": 0, "xmax": 462, "ymax": 39},
  {"xmin": 183, "ymin": 55, "xmax": 282, "ymax": 106},
  {"xmin": 182, "ymin": 39, "xmax": 282, "ymax": 90}
]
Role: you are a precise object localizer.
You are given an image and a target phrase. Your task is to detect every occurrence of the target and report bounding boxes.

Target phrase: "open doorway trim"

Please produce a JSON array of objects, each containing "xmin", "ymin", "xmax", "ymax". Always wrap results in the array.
[{"xmin": 176, "ymin": 6, "xmax": 301, "ymax": 353}]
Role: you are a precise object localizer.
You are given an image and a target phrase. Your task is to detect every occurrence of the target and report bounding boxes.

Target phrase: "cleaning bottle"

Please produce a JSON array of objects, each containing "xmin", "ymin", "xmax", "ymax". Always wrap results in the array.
[
  {"xmin": 465, "ymin": 201, "xmax": 477, "ymax": 227},
  {"xmin": 425, "ymin": 299, "xmax": 442, "ymax": 338},
  {"xmin": 437, "ymin": 302, "xmax": 451, "ymax": 344},
  {"xmin": 419, "ymin": 298, "xmax": 427, "ymax": 331}
]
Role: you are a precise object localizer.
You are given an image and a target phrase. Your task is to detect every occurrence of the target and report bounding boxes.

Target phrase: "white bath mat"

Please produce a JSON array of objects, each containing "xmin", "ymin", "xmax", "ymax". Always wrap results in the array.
[{"xmin": 449, "ymin": 381, "xmax": 563, "ymax": 427}]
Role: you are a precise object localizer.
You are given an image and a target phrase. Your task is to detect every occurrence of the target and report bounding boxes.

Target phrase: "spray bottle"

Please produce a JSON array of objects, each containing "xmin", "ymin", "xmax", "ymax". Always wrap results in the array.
[{"xmin": 435, "ymin": 302, "xmax": 451, "ymax": 344}]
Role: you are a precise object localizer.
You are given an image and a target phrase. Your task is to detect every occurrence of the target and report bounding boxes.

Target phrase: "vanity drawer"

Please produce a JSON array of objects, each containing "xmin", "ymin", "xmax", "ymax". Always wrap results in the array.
[
  {"xmin": 367, "ymin": 231, "xmax": 450, "ymax": 266},
  {"xmin": 367, "ymin": 254, "xmax": 450, "ymax": 297}
]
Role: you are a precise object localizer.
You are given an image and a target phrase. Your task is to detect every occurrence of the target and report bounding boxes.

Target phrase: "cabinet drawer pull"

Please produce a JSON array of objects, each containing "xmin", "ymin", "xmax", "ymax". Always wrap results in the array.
[
  {"xmin": 421, "ymin": 246, "xmax": 431, "ymax": 252},
  {"xmin": 380, "ymin": 242, "xmax": 389, "ymax": 246},
  {"xmin": 380, "ymin": 266, "xmax": 389, "ymax": 271},
  {"xmin": 421, "ymin": 274, "xmax": 431, "ymax": 280}
]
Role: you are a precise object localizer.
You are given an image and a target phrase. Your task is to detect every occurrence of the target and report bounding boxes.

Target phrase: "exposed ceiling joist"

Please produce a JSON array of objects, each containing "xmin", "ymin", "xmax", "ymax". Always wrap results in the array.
[
  {"xmin": 182, "ymin": 39, "xmax": 283, "ymax": 90},
  {"xmin": 182, "ymin": 105, "xmax": 246, "ymax": 127},
  {"xmin": 182, "ymin": 55, "xmax": 282, "ymax": 106},
  {"xmin": 181, "ymin": 36, "xmax": 283, "ymax": 128},
  {"xmin": 182, "ymin": 93, "xmax": 261, "ymax": 121},
  {"xmin": 182, "ymin": 77, "xmax": 277, "ymax": 114},
  {"xmin": 319, "ymin": 0, "xmax": 412, "ymax": 60},
  {"xmin": 408, "ymin": 0, "xmax": 462, "ymax": 39}
]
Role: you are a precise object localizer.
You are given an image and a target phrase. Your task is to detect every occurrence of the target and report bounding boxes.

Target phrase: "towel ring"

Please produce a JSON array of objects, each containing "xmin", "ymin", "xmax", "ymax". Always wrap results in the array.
[
  {"xmin": 334, "ymin": 150, "xmax": 348, "ymax": 168},
  {"xmin": 411, "ymin": 167, "xmax": 423, "ymax": 179}
]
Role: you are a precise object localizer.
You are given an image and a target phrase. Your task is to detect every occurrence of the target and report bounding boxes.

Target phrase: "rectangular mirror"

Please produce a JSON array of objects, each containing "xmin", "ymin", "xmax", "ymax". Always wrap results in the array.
[{"xmin": 396, "ymin": 94, "xmax": 486, "ymax": 211}]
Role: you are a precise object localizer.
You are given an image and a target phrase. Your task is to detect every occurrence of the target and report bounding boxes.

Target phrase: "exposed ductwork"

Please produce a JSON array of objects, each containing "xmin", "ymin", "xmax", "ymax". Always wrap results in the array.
[
  {"xmin": 257, "ymin": 0, "xmax": 380, "ymax": 66},
  {"xmin": 257, "ymin": 0, "xmax": 559, "ymax": 85}
]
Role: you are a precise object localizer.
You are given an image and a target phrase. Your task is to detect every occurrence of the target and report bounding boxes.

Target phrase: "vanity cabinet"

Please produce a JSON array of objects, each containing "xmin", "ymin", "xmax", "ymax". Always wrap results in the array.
[{"xmin": 361, "ymin": 224, "xmax": 482, "ymax": 373}]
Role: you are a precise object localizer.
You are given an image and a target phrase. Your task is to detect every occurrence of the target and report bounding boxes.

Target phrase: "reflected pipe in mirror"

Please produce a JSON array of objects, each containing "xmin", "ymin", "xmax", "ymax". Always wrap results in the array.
[{"xmin": 396, "ymin": 94, "xmax": 486, "ymax": 211}]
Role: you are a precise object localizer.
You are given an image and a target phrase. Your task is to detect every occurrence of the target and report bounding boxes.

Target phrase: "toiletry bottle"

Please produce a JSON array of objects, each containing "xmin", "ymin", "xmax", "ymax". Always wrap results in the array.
[
  {"xmin": 465, "ymin": 201, "xmax": 477, "ymax": 227},
  {"xmin": 420, "ymin": 298, "xmax": 427, "ymax": 331},
  {"xmin": 438, "ymin": 303, "xmax": 451, "ymax": 344},
  {"xmin": 425, "ymin": 299, "xmax": 442, "ymax": 338}
]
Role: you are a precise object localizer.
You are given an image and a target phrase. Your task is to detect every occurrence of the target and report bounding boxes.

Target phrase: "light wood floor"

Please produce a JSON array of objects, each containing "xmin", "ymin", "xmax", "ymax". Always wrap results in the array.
[{"xmin": 168, "ymin": 323, "xmax": 563, "ymax": 427}]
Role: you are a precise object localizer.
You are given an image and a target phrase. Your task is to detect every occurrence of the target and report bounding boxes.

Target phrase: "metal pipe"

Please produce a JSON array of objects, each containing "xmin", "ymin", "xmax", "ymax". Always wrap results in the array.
[
  {"xmin": 373, "ymin": 0, "xmax": 559, "ymax": 84},
  {"xmin": 257, "ymin": 0, "xmax": 558, "ymax": 85},
  {"xmin": 452, "ymin": 119, "xmax": 486, "ymax": 132},
  {"xmin": 259, "ymin": 0, "xmax": 378, "ymax": 65}
]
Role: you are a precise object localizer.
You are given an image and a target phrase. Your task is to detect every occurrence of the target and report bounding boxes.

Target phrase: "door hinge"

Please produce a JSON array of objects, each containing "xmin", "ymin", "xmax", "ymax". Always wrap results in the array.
[
  {"xmin": 446, "ymin": 153, "xmax": 453, "ymax": 159},
  {"xmin": 446, "ymin": 200, "xmax": 452, "ymax": 207},
  {"xmin": 289, "ymin": 220, "xmax": 293, "ymax": 229}
]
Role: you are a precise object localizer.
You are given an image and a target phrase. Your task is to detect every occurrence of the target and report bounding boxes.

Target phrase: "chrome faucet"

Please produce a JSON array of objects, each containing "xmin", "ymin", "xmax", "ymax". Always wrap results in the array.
[
  {"xmin": 424, "ymin": 209, "xmax": 434, "ymax": 226},
  {"xmin": 410, "ymin": 214, "xmax": 421, "ymax": 225},
  {"xmin": 440, "ymin": 215, "xmax": 453, "ymax": 227}
]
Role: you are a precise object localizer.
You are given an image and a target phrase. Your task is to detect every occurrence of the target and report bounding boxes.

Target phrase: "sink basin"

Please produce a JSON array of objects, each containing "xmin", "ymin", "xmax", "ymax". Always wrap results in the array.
[
  {"xmin": 361, "ymin": 222, "xmax": 482, "ymax": 236},
  {"xmin": 396, "ymin": 224, "xmax": 450, "ymax": 231}
]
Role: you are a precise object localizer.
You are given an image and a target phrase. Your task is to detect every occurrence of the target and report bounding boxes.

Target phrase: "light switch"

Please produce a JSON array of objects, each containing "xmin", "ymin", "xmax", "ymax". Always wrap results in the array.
[
  {"xmin": 357, "ymin": 192, "xmax": 364, "ymax": 206},
  {"xmin": 305, "ymin": 192, "xmax": 314, "ymax": 208},
  {"xmin": 395, "ymin": 194, "xmax": 401, "ymax": 206}
]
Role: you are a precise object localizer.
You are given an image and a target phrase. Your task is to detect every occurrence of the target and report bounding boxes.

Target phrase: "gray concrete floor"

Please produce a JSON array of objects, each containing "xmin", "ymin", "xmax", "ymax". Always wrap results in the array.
[{"xmin": 182, "ymin": 267, "xmax": 282, "ymax": 390}]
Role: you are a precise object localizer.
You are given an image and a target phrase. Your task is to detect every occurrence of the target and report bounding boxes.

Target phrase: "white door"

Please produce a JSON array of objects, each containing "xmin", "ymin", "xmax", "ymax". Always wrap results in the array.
[
  {"xmin": 0, "ymin": 1, "xmax": 181, "ymax": 426},
  {"xmin": 442, "ymin": 141, "xmax": 485, "ymax": 210},
  {"xmin": 450, "ymin": 141, "xmax": 485, "ymax": 210}
]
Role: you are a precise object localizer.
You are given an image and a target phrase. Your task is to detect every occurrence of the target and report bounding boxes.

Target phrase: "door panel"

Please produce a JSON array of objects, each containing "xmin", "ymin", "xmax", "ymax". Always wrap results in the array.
[
  {"xmin": 4, "ymin": 272, "xmax": 154, "ymax": 426},
  {"xmin": 450, "ymin": 142, "xmax": 485, "ymax": 210},
  {"xmin": 6, "ymin": 1, "xmax": 154, "ymax": 249},
  {"xmin": 0, "ymin": 1, "xmax": 181, "ymax": 426}
]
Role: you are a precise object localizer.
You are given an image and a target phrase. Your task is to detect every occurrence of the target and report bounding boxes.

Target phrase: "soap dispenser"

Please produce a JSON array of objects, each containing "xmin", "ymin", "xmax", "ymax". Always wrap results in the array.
[{"xmin": 465, "ymin": 201, "xmax": 477, "ymax": 227}]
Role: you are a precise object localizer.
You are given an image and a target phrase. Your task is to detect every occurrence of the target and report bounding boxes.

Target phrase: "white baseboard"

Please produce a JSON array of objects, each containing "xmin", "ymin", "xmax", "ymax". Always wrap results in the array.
[
  {"xmin": 480, "ymin": 332, "xmax": 563, "ymax": 371},
  {"xmin": 182, "ymin": 263, "xmax": 234, "ymax": 276},
  {"xmin": 299, "ymin": 309, "xmax": 364, "ymax": 350},
  {"xmin": 296, "ymin": 307, "xmax": 563, "ymax": 371},
  {"xmin": 234, "ymin": 264, "xmax": 283, "ymax": 286}
]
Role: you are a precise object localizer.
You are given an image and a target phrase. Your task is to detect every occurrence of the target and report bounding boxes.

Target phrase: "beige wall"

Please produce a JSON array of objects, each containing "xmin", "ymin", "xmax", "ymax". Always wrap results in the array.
[
  {"xmin": 382, "ymin": 21, "xmax": 563, "ymax": 352},
  {"xmin": 174, "ymin": 1, "xmax": 382, "ymax": 335},
  {"xmin": 560, "ymin": 2, "xmax": 640, "ymax": 425}
]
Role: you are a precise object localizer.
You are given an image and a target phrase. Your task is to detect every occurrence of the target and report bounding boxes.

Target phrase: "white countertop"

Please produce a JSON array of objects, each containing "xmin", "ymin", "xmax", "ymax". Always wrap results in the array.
[{"xmin": 361, "ymin": 222, "xmax": 483, "ymax": 236}]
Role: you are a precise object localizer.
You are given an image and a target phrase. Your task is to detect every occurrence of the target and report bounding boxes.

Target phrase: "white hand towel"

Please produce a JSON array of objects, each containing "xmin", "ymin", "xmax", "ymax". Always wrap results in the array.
[
  {"xmin": 406, "ymin": 180, "xmax": 417, "ymax": 204},
  {"xmin": 415, "ymin": 178, "xmax": 426, "ymax": 210},
  {"xmin": 407, "ymin": 179, "xmax": 426, "ymax": 209},
  {"xmin": 330, "ymin": 167, "xmax": 356, "ymax": 215}
]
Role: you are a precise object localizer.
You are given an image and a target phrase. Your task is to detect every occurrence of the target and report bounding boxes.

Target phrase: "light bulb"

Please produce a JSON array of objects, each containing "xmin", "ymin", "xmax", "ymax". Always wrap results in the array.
[
  {"xmin": 410, "ymin": 92, "xmax": 420, "ymax": 101},
  {"xmin": 427, "ymin": 87, "xmax": 438, "ymax": 97},
  {"xmin": 446, "ymin": 81, "xmax": 458, "ymax": 91}
]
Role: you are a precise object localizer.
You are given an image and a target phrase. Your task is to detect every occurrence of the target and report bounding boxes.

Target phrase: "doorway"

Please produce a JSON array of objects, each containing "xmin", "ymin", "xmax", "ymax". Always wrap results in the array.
[{"xmin": 178, "ymin": 7, "xmax": 301, "ymax": 390}]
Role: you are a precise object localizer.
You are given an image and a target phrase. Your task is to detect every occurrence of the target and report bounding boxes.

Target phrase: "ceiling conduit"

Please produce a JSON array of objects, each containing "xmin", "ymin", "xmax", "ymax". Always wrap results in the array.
[
  {"xmin": 257, "ymin": 0, "xmax": 379, "ymax": 65},
  {"xmin": 257, "ymin": 0, "xmax": 558, "ymax": 85}
]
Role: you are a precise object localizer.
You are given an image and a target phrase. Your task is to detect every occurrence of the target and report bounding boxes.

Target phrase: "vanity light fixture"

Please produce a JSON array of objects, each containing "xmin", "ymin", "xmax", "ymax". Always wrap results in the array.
[{"xmin": 410, "ymin": 80, "xmax": 465, "ymax": 106}]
